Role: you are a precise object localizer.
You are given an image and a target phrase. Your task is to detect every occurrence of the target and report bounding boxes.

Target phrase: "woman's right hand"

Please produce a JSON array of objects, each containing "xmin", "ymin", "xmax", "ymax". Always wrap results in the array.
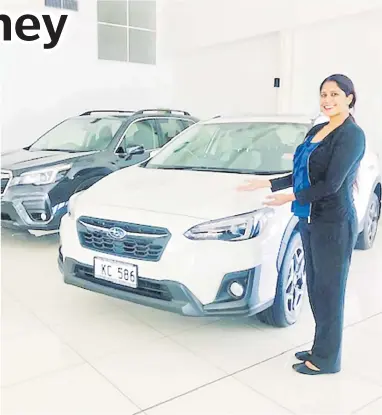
[{"xmin": 236, "ymin": 179, "xmax": 271, "ymax": 192}]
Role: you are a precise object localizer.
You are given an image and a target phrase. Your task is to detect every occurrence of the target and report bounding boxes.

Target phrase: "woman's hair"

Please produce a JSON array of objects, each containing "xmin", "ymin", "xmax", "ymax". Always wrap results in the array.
[{"xmin": 320, "ymin": 74, "xmax": 357, "ymax": 120}]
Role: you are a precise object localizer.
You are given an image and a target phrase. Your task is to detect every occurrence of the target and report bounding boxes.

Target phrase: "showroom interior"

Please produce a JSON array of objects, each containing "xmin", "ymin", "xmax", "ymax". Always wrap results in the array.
[{"xmin": 1, "ymin": 0, "xmax": 382, "ymax": 414}]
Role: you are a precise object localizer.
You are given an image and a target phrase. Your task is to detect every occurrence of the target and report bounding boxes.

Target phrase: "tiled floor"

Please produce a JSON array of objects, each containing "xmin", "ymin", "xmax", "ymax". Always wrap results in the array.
[{"xmin": 1, "ymin": 225, "xmax": 382, "ymax": 415}]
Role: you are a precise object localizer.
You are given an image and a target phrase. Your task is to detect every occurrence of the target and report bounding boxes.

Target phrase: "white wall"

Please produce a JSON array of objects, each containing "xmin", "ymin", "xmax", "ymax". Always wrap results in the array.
[
  {"xmin": 163, "ymin": 2, "xmax": 382, "ymax": 158},
  {"xmin": 169, "ymin": 32, "xmax": 280, "ymax": 118},
  {"xmin": 289, "ymin": 9, "xmax": 382, "ymax": 156},
  {"xmin": 162, "ymin": 0, "xmax": 382, "ymax": 56},
  {"xmin": 0, "ymin": 0, "xmax": 170, "ymax": 152}
]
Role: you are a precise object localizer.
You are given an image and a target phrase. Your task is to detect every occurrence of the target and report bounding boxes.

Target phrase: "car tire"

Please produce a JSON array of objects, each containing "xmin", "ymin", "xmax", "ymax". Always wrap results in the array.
[
  {"xmin": 257, "ymin": 231, "xmax": 306, "ymax": 328},
  {"xmin": 355, "ymin": 192, "xmax": 380, "ymax": 250}
]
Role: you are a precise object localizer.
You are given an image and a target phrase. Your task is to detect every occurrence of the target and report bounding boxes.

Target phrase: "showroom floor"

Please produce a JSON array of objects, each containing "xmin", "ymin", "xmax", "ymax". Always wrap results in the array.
[{"xmin": 1, "ymin": 225, "xmax": 382, "ymax": 415}]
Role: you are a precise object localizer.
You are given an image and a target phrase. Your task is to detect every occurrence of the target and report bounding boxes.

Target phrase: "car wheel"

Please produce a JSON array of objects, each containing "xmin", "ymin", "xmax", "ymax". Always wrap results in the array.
[
  {"xmin": 257, "ymin": 231, "xmax": 306, "ymax": 327},
  {"xmin": 355, "ymin": 192, "xmax": 380, "ymax": 250}
]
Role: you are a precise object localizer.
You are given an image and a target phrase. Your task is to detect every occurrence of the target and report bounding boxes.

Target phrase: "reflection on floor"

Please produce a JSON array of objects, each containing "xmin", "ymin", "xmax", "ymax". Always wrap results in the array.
[{"xmin": 1, "ymin": 225, "xmax": 382, "ymax": 415}]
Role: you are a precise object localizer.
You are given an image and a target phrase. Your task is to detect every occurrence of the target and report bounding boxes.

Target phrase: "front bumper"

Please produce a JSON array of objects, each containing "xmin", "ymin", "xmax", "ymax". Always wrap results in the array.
[
  {"xmin": 58, "ymin": 254, "xmax": 271, "ymax": 317},
  {"xmin": 1, "ymin": 187, "xmax": 68, "ymax": 231}
]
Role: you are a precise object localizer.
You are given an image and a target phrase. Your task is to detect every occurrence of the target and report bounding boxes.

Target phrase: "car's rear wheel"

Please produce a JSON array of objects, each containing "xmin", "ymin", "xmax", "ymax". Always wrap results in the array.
[
  {"xmin": 355, "ymin": 192, "xmax": 380, "ymax": 250},
  {"xmin": 257, "ymin": 231, "xmax": 306, "ymax": 327}
]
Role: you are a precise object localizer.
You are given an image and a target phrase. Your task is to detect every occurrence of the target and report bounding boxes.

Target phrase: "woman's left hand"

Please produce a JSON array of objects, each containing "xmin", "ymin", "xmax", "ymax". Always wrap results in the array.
[{"xmin": 263, "ymin": 193, "xmax": 295, "ymax": 206}]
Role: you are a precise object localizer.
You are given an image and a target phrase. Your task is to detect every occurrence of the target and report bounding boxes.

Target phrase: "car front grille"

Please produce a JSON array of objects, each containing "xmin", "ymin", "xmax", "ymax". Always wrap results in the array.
[
  {"xmin": 74, "ymin": 263, "xmax": 173, "ymax": 301},
  {"xmin": 77, "ymin": 216, "xmax": 171, "ymax": 262},
  {"xmin": 58, "ymin": 246, "xmax": 63, "ymax": 263},
  {"xmin": 1, "ymin": 171, "xmax": 11, "ymax": 196}
]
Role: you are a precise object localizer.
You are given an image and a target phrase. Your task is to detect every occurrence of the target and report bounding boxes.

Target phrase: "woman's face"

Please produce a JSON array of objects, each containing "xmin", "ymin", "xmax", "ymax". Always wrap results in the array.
[{"xmin": 320, "ymin": 81, "xmax": 353, "ymax": 118}]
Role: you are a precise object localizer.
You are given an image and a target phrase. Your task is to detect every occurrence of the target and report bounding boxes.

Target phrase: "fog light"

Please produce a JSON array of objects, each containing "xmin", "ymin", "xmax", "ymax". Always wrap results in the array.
[
  {"xmin": 229, "ymin": 281, "xmax": 245, "ymax": 298},
  {"xmin": 41, "ymin": 213, "xmax": 47, "ymax": 221}
]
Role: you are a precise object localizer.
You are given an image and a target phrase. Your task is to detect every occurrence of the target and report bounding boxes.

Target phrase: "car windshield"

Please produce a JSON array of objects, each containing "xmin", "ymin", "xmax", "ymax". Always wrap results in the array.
[
  {"xmin": 29, "ymin": 117, "xmax": 124, "ymax": 152},
  {"xmin": 145, "ymin": 121, "xmax": 309, "ymax": 174}
]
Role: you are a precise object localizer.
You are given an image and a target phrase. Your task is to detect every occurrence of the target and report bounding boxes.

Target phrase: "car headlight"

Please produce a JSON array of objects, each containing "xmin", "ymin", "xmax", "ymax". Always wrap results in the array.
[
  {"xmin": 184, "ymin": 208, "xmax": 275, "ymax": 242},
  {"xmin": 67, "ymin": 191, "xmax": 84, "ymax": 218},
  {"xmin": 12, "ymin": 164, "xmax": 72, "ymax": 186}
]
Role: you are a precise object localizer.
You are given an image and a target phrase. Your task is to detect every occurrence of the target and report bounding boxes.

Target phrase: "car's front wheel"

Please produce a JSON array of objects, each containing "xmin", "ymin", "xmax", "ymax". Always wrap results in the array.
[{"xmin": 257, "ymin": 231, "xmax": 306, "ymax": 327}]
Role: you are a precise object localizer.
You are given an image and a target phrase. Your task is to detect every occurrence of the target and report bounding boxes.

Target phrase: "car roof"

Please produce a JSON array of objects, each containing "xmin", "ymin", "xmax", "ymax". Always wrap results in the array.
[{"xmin": 202, "ymin": 113, "xmax": 314, "ymax": 125}]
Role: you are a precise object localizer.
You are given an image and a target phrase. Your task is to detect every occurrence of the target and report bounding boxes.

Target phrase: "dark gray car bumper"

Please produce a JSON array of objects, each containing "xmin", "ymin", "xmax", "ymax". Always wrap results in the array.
[{"xmin": 58, "ymin": 253, "xmax": 272, "ymax": 318}]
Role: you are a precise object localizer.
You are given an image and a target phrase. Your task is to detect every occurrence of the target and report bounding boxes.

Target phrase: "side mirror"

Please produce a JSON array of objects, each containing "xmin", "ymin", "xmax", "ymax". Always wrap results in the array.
[
  {"xmin": 116, "ymin": 145, "xmax": 145, "ymax": 157},
  {"xmin": 127, "ymin": 145, "xmax": 145, "ymax": 155}
]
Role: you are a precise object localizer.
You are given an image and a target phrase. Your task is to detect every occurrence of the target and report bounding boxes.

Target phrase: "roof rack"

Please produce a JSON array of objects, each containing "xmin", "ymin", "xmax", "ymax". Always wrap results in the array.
[
  {"xmin": 132, "ymin": 108, "xmax": 191, "ymax": 116},
  {"xmin": 79, "ymin": 110, "xmax": 135, "ymax": 116}
]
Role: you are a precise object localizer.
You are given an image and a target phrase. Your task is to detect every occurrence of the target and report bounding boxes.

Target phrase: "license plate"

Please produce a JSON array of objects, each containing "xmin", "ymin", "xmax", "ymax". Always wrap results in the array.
[{"xmin": 93, "ymin": 257, "xmax": 138, "ymax": 288}]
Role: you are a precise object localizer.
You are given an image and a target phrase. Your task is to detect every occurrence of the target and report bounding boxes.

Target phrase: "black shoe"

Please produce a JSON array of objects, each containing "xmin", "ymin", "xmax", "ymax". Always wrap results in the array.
[
  {"xmin": 292, "ymin": 362, "xmax": 339, "ymax": 376},
  {"xmin": 295, "ymin": 351, "xmax": 312, "ymax": 362}
]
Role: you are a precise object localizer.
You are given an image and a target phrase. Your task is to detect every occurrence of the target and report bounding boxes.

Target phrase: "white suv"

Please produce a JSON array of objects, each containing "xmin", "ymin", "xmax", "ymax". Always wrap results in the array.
[{"xmin": 58, "ymin": 115, "xmax": 381, "ymax": 327}]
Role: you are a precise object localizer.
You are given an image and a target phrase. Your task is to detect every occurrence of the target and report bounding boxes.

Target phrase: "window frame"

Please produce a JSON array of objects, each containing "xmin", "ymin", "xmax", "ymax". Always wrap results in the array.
[
  {"xmin": 45, "ymin": 0, "xmax": 78, "ymax": 11},
  {"xmin": 156, "ymin": 117, "xmax": 194, "ymax": 146},
  {"xmin": 97, "ymin": 0, "xmax": 156, "ymax": 65},
  {"xmin": 114, "ymin": 117, "xmax": 162, "ymax": 154}
]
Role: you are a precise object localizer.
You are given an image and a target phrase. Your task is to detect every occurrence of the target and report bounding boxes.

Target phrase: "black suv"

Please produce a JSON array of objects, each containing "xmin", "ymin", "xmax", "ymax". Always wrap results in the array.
[{"xmin": 1, "ymin": 108, "xmax": 198, "ymax": 234}]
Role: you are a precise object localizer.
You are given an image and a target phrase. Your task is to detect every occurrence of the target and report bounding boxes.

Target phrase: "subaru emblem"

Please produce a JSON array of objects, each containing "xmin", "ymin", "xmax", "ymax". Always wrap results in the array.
[{"xmin": 109, "ymin": 227, "xmax": 127, "ymax": 239}]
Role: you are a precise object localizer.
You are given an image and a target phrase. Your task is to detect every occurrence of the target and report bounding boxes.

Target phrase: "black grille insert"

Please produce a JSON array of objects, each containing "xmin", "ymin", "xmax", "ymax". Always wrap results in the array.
[
  {"xmin": 1, "ymin": 178, "xmax": 10, "ymax": 195},
  {"xmin": 1, "ymin": 212, "xmax": 12, "ymax": 221},
  {"xmin": 58, "ymin": 246, "xmax": 63, "ymax": 263},
  {"xmin": 77, "ymin": 217, "xmax": 171, "ymax": 262},
  {"xmin": 74, "ymin": 264, "xmax": 173, "ymax": 301}
]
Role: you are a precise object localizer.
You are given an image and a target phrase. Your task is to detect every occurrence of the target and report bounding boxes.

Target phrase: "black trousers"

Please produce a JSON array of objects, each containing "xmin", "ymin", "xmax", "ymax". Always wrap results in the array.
[{"xmin": 299, "ymin": 215, "xmax": 358, "ymax": 372}]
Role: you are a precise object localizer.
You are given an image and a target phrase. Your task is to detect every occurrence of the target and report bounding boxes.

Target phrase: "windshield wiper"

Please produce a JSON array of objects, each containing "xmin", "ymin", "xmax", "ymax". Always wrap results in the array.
[
  {"xmin": 188, "ymin": 167, "xmax": 238, "ymax": 173},
  {"xmin": 149, "ymin": 166, "xmax": 248, "ymax": 174},
  {"xmin": 189, "ymin": 168, "xmax": 294, "ymax": 175},
  {"xmin": 147, "ymin": 165, "xmax": 292, "ymax": 175},
  {"xmin": 253, "ymin": 170, "xmax": 292, "ymax": 175},
  {"xmin": 150, "ymin": 166, "xmax": 191, "ymax": 170},
  {"xmin": 38, "ymin": 148, "xmax": 78, "ymax": 153},
  {"xmin": 148, "ymin": 166, "xmax": 232, "ymax": 172},
  {"xmin": 173, "ymin": 142, "xmax": 191, "ymax": 153}
]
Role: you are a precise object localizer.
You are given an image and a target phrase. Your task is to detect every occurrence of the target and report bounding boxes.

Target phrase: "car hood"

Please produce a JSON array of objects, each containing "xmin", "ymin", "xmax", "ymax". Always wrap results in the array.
[
  {"xmin": 1, "ymin": 149, "xmax": 96, "ymax": 172},
  {"xmin": 82, "ymin": 166, "xmax": 285, "ymax": 220}
]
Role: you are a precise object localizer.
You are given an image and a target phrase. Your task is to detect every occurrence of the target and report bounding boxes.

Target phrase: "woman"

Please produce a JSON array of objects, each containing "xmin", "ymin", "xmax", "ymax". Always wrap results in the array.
[{"xmin": 238, "ymin": 74, "xmax": 366, "ymax": 375}]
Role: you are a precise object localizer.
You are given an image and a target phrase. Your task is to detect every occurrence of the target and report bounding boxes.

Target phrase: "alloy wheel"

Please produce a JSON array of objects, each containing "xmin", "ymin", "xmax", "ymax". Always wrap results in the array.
[
  {"xmin": 284, "ymin": 245, "xmax": 306, "ymax": 321},
  {"xmin": 367, "ymin": 198, "xmax": 380, "ymax": 245}
]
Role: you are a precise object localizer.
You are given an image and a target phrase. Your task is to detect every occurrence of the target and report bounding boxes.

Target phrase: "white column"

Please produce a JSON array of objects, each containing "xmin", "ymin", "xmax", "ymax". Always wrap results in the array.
[{"xmin": 277, "ymin": 29, "xmax": 295, "ymax": 114}]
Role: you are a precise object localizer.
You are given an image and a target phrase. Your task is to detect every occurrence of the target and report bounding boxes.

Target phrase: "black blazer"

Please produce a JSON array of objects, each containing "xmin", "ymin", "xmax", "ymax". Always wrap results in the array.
[{"xmin": 270, "ymin": 116, "xmax": 366, "ymax": 222}]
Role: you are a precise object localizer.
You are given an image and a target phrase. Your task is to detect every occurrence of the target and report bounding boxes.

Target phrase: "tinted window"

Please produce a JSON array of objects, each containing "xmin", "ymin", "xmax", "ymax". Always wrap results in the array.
[
  {"xmin": 45, "ymin": 0, "xmax": 78, "ymax": 11},
  {"xmin": 128, "ymin": 0, "xmax": 156, "ymax": 30},
  {"xmin": 97, "ymin": 0, "xmax": 127, "ymax": 25},
  {"xmin": 182, "ymin": 120, "xmax": 195, "ymax": 128},
  {"xmin": 96, "ymin": 0, "xmax": 156, "ymax": 64},
  {"xmin": 98, "ymin": 24, "xmax": 127, "ymax": 62},
  {"xmin": 119, "ymin": 119, "xmax": 159, "ymax": 151},
  {"xmin": 129, "ymin": 28, "xmax": 156, "ymax": 64},
  {"xmin": 29, "ymin": 117, "xmax": 123, "ymax": 152},
  {"xmin": 146, "ymin": 122, "xmax": 309, "ymax": 174},
  {"xmin": 157, "ymin": 118, "xmax": 189, "ymax": 144}
]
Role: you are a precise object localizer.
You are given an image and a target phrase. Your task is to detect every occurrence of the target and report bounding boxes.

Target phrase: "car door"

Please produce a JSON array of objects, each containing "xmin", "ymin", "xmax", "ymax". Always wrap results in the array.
[{"xmin": 113, "ymin": 118, "xmax": 161, "ymax": 169}]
